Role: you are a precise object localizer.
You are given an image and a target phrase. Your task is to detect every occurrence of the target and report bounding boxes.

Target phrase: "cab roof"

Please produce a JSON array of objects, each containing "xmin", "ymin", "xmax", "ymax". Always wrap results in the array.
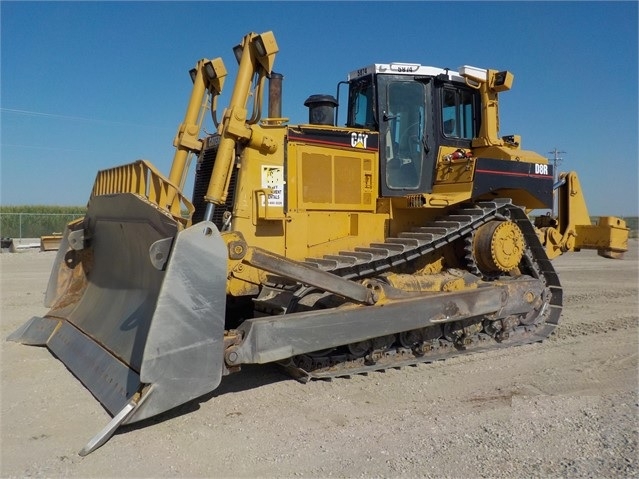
[{"xmin": 348, "ymin": 63, "xmax": 483, "ymax": 83}]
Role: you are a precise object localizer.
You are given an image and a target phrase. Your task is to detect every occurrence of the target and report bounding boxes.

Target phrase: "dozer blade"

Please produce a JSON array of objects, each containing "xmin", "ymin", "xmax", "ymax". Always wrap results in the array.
[{"xmin": 7, "ymin": 193, "xmax": 228, "ymax": 452}]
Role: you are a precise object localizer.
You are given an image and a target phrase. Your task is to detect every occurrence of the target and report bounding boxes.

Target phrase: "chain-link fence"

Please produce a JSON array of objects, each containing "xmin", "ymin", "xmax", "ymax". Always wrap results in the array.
[
  {"xmin": 1, "ymin": 211, "xmax": 635, "ymax": 240},
  {"xmin": 0, "ymin": 213, "xmax": 84, "ymax": 239}
]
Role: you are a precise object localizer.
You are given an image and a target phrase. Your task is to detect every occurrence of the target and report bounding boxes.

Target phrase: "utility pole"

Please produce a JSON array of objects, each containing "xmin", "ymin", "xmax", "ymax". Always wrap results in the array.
[{"xmin": 549, "ymin": 148, "xmax": 566, "ymax": 216}]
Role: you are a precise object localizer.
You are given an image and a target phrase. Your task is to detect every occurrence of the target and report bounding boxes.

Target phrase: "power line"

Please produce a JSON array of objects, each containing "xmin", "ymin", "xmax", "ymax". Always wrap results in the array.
[
  {"xmin": 0, "ymin": 107, "xmax": 167, "ymax": 129},
  {"xmin": 0, "ymin": 142, "xmax": 90, "ymax": 154},
  {"xmin": 548, "ymin": 148, "xmax": 566, "ymax": 216},
  {"xmin": 548, "ymin": 148, "xmax": 565, "ymax": 170}
]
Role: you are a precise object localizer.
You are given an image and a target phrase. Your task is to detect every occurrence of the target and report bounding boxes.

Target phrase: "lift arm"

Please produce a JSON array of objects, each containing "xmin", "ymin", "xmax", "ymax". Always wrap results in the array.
[
  {"xmin": 203, "ymin": 31, "xmax": 279, "ymax": 221},
  {"xmin": 169, "ymin": 57, "xmax": 227, "ymax": 190}
]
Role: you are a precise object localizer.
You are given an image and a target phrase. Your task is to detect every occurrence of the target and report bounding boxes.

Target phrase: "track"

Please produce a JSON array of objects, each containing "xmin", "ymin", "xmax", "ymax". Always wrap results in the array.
[{"xmin": 277, "ymin": 199, "xmax": 563, "ymax": 381}]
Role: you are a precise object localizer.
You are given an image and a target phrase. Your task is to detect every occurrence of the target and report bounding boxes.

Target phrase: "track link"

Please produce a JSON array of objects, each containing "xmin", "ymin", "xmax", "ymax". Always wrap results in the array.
[{"xmin": 278, "ymin": 200, "xmax": 562, "ymax": 381}]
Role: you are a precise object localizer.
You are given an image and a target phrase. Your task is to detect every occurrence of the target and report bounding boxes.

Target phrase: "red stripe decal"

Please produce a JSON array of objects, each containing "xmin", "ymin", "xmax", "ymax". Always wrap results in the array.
[
  {"xmin": 289, "ymin": 136, "xmax": 378, "ymax": 151},
  {"xmin": 475, "ymin": 168, "xmax": 551, "ymax": 179}
]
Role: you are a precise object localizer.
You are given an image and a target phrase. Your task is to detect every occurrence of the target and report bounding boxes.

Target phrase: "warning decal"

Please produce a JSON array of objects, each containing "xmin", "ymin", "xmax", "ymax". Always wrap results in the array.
[{"xmin": 261, "ymin": 165, "xmax": 285, "ymax": 207}]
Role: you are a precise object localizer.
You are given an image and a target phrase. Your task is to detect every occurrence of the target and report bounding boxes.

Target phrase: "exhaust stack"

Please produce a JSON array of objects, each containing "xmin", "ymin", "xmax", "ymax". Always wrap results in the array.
[{"xmin": 268, "ymin": 72, "xmax": 283, "ymax": 119}]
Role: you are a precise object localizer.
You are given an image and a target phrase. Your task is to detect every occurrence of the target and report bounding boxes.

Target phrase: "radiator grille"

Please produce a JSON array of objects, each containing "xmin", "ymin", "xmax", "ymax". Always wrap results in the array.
[{"xmin": 192, "ymin": 135, "xmax": 237, "ymax": 230}]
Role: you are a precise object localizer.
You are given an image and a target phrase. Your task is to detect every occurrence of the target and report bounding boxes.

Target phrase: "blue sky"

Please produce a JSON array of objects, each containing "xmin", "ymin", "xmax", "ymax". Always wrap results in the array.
[{"xmin": 1, "ymin": 1, "xmax": 637, "ymax": 216}]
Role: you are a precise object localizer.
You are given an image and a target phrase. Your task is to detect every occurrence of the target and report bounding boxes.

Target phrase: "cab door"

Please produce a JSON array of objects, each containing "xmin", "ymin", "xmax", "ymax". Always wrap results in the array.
[{"xmin": 377, "ymin": 76, "xmax": 435, "ymax": 196}]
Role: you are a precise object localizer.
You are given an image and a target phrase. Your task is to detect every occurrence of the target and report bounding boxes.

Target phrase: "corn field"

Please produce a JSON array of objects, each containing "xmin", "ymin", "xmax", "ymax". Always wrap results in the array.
[
  {"xmin": 0, "ymin": 206, "xmax": 85, "ymax": 239},
  {"xmin": 0, "ymin": 206, "xmax": 636, "ymax": 239}
]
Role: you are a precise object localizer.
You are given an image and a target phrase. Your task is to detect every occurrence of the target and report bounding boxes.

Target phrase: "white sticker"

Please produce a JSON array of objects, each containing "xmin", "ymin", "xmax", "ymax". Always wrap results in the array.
[{"xmin": 261, "ymin": 165, "xmax": 285, "ymax": 207}]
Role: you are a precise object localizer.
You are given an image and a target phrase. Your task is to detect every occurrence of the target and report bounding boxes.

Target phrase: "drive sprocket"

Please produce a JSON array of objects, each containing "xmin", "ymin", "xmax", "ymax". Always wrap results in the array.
[{"xmin": 465, "ymin": 219, "xmax": 525, "ymax": 279}]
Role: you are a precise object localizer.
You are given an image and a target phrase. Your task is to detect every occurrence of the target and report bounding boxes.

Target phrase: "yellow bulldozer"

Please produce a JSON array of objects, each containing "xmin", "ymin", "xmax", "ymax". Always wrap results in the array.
[{"xmin": 8, "ymin": 31, "xmax": 629, "ymax": 455}]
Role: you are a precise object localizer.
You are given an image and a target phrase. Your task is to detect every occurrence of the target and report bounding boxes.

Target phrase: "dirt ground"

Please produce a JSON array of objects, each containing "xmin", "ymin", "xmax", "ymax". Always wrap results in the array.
[{"xmin": 1, "ymin": 242, "xmax": 637, "ymax": 478}]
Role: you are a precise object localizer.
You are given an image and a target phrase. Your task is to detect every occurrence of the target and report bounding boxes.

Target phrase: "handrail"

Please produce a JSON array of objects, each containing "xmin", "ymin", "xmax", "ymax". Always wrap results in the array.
[{"xmin": 91, "ymin": 160, "xmax": 194, "ymax": 227}]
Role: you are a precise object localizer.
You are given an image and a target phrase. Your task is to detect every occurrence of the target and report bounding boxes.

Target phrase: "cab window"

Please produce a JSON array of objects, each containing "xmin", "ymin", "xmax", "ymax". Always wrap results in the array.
[
  {"xmin": 348, "ymin": 77, "xmax": 375, "ymax": 128},
  {"xmin": 441, "ymin": 87, "xmax": 477, "ymax": 140}
]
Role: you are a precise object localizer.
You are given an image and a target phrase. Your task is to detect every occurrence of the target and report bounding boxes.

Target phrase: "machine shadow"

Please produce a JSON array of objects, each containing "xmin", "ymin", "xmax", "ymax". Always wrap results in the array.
[{"xmin": 117, "ymin": 363, "xmax": 292, "ymax": 433}]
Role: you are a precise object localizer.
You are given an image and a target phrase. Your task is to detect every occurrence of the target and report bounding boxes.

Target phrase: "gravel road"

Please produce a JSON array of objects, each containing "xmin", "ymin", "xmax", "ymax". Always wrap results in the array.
[{"xmin": 1, "ymin": 242, "xmax": 637, "ymax": 478}]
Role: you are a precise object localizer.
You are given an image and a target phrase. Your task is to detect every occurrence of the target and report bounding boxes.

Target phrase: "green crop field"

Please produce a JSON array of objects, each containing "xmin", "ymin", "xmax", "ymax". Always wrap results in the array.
[
  {"xmin": 0, "ymin": 206, "xmax": 86, "ymax": 238},
  {"xmin": 1, "ymin": 206, "xmax": 637, "ymax": 240}
]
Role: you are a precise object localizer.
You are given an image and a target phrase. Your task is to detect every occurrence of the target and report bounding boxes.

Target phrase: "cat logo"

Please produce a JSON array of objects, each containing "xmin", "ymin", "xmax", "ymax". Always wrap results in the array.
[{"xmin": 351, "ymin": 132, "xmax": 369, "ymax": 149}]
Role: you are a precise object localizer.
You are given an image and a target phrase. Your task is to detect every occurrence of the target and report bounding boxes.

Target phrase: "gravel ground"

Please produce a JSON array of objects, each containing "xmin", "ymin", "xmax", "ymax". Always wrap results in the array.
[{"xmin": 1, "ymin": 241, "xmax": 637, "ymax": 478}]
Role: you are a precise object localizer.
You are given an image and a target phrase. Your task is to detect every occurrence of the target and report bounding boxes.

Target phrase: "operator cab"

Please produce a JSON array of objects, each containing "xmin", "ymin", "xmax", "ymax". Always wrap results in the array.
[{"xmin": 346, "ymin": 63, "xmax": 482, "ymax": 197}]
